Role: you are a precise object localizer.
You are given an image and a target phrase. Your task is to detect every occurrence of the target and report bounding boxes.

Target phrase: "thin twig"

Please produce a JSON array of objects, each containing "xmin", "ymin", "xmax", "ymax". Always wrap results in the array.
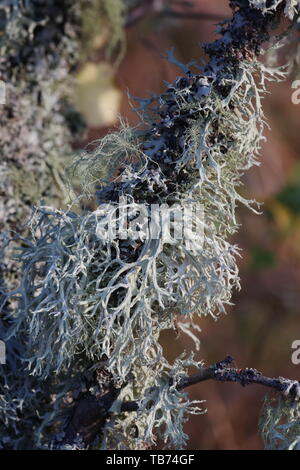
[
  {"xmin": 121, "ymin": 356, "xmax": 300, "ymax": 412},
  {"xmin": 159, "ymin": 10, "xmax": 228, "ymax": 22},
  {"xmin": 53, "ymin": 356, "xmax": 300, "ymax": 447},
  {"xmin": 126, "ymin": 1, "xmax": 227, "ymax": 27},
  {"xmin": 126, "ymin": 1, "xmax": 154, "ymax": 27}
]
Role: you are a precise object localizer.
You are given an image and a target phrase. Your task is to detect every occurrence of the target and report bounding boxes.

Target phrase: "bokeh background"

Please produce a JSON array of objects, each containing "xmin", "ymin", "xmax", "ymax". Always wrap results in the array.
[{"xmin": 60, "ymin": 0, "xmax": 300, "ymax": 449}]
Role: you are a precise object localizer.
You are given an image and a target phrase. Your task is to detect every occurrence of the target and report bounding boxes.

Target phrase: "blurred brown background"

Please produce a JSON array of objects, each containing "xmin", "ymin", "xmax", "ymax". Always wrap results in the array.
[{"xmin": 74, "ymin": 0, "xmax": 300, "ymax": 449}]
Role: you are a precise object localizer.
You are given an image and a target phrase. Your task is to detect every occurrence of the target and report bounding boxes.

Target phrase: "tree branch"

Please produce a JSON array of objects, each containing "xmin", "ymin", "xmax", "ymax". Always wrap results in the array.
[
  {"xmin": 52, "ymin": 1, "xmax": 300, "ymax": 449},
  {"xmin": 159, "ymin": 10, "xmax": 228, "ymax": 22},
  {"xmin": 53, "ymin": 356, "xmax": 300, "ymax": 448},
  {"xmin": 120, "ymin": 356, "xmax": 300, "ymax": 413},
  {"xmin": 125, "ymin": 1, "xmax": 227, "ymax": 27}
]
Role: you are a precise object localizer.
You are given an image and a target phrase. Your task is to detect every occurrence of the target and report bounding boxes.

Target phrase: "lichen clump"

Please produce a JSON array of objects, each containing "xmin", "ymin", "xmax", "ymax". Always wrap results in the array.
[
  {"xmin": 249, "ymin": 0, "xmax": 300, "ymax": 20},
  {"xmin": 0, "ymin": 0, "xmax": 85, "ymax": 300},
  {"xmin": 260, "ymin": 395, "xmax": 300, "ymax": 449}
]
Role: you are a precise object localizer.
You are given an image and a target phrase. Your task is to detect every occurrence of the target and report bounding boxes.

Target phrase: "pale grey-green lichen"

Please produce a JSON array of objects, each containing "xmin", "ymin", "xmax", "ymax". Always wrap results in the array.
[
  {"xmin": 260, "ymin": 395, "xmax": 300, "ymax": 449},
  {"xmin": 0, "ymin": 0, "xmax": 84, "ymax": 300},
  {"xmin": 249, "ymin": 0, "xmax": 300, "ymax": 19}
]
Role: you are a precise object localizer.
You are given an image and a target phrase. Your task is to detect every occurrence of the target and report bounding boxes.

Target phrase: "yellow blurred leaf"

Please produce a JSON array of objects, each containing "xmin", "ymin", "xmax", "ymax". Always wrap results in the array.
[{"xmin": 74, "ymin": 62, "xmax": 122, "ymax": 127}]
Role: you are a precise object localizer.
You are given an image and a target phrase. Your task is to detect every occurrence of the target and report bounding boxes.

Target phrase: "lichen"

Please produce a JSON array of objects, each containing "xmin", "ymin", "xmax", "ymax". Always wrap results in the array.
[
  {"xmin": 249, "ymin": 0, "xmax": 300, "ymax": 20},
  {"xmin": 260, "ymin": 395, "xmax": 300, "ymax": 449}
]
